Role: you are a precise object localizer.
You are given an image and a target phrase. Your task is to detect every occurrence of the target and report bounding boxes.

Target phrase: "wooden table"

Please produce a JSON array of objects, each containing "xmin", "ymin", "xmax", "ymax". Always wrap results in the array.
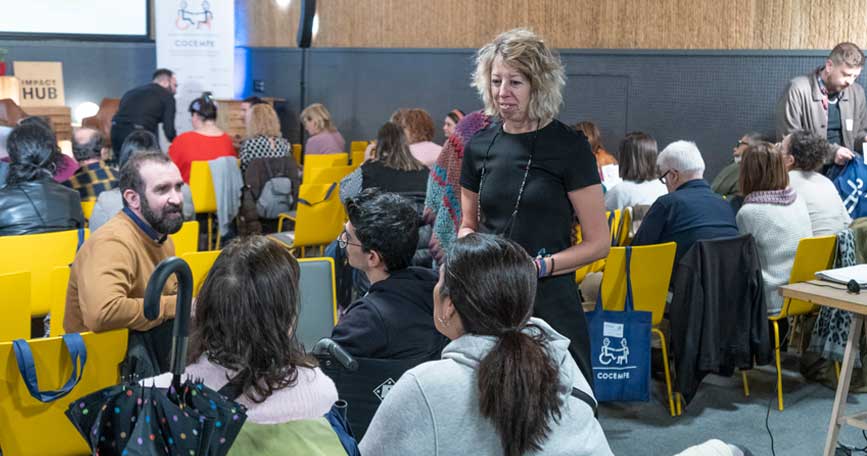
[{"xmin": 779, "ymin": 280, "xmax": 867, "ymax": 456}]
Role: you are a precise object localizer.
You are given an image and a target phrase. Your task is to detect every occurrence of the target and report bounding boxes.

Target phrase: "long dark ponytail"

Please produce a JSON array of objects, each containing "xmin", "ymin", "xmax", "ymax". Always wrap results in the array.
[{"xmin": 441, "ymin": 233, "xmax": 562, "ymax": 456}]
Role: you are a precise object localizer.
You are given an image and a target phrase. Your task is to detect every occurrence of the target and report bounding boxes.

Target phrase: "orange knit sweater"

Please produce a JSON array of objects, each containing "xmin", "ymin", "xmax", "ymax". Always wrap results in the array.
[{"xmin": 64, "ymin": 211, "xmax": 177, "ymax": 333}]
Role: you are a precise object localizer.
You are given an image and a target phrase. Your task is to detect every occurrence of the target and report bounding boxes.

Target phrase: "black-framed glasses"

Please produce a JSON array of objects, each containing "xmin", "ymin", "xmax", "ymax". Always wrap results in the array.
[
  {"xmin": 659, "ymin": 169, "xmax": 672, "ymax": 184},
  {"xmin": 337, "ymin": 229, "xmax": 362, "ymax": 249}
]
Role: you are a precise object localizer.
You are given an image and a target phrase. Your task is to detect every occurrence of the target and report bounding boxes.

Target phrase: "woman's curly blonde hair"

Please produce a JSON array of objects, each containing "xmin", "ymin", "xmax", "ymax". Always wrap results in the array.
[{"xmin": 472, "ymin": 28, "xmax": 565, "ymax": 124}]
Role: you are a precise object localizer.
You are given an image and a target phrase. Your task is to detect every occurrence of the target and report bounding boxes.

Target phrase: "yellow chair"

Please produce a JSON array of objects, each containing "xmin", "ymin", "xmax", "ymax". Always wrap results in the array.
[
  {"xmin": 350, "ymin": 150, "xmax": 365, "ymax": 167},
  {"xmin": 275, "ymin": 183, "xmax": 346, "ymax": 257},
  {"xmin": 350, "ymin": 140, "xmax": 369, "ymax": 153},
  {"xmin": 181, "ymin": 250, "xmax": 222, "ymax": 295},
  {"xmin": 304, "ymin": 153, "xmax": 348, "ymax": 170},
  {"xmin": 574, "ymin": 210, "xmax": 622, "ymax": 283},
  {"xmin": 169, "ymin": 220, "xmax": 200, "ymax": 257},
  {"xmin": 0, "ymin": 329, "xmax": 127, "ymax": 456},
  {"xmin": 305, "ymin": 165, "xmax": 355, "ymax": 185},
  {"xmin": 615, "ymin": 207, "xmax": 632, "ymax": 246},
  {"xmin": 742, "ymin": 235, "xmax": 837, "ymax": 411},
  {"xmin": 189, "ymin": 161, "xmax": 220, "ymax": 250},
  {"xmin": 292, "ymin": 143, "xmax": 302, "ymax": 165},
  {"xmin": 598, "ymin": 242, "xmax": 678, "ymax": 416},
  {"xmin": 0, "ymin": 272, "xmax": 31, "ymax": 341},
  {"xmin": 80, "ymin": 199, "xmax": 96, "ymax": 223},
  {"xmin": 0, "ymin": 229, "xmax": 88, "ymax": 316},
  {"xmin": 48, "ymin": 267, "xmax": 71, "ymax": 337}
]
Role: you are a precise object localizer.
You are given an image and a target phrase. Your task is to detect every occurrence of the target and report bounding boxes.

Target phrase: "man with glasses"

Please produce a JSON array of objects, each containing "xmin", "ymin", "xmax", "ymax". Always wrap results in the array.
[
  {"xmin": 331, "ymin": 188, "xmax": 448, "ymax": 360},
  {"xmin": 711, "ymin": 132, "xmax": 770, "ymax": 200},
  {"xmin": 632, "ymin": 140, "xmax": 738, "ymax": 264},
  {"xmin": 776, "ymin": 42, "xmax": 867, "ymax": 168}
]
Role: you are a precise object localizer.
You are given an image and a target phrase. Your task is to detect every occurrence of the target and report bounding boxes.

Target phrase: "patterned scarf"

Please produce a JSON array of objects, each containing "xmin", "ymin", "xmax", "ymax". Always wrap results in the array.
[
  {"xmin": 424, "ymin": 111, "xmax": 491, "ymax": 257},
  {"xmin": 743, "ymin": 187, "xmax": 797, "ymax": 206}
]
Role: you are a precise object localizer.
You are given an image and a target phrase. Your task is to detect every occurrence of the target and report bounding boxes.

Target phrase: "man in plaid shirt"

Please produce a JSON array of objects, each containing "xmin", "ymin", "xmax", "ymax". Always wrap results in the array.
[{"xmin": 63, "ymin": 128, "xmax": 117, "ymax": 200}]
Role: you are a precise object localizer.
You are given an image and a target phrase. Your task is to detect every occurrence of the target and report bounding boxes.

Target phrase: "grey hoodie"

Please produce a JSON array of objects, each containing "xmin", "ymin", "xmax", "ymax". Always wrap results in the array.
[{"xmin": 359, "ymin": 318, "xmax": 613, "ymax": 456}]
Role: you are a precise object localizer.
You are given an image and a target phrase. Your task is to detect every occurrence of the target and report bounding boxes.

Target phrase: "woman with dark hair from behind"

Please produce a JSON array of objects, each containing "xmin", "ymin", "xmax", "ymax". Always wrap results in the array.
[
  {"xmin": 89, "ymin": 130, "xmax": 196, "ymax": 231},
  {"xmin": 168, "ymin": 92, "xmax": 236, "ymax": 183},
  {"xmin": 360, "ymin": 233, "xmax": 612, "ymax": 456},
  {"xmin": 182, "ymin": 236, "xmax": 340, "ymax": 451},
  {"xmin": 339, "ymin": 121, "xmax": 429, "ymax": 202},
  {"xmin": 603, "ymin": 132, "xmax": 667, "ymax": 210},
  {"xmin": 0, "ymin": 122, "xmax": 84, "ymax": 236},
  {"xmin": 18, "ymin": 115, "xmax": 80, "ymax": 183},
  {"xmin": 781, "ymin": 130, "xmax": 851, "ymax": 235},
  {"xmin": 736, "ymin": 143, "xmax": 811, "ymax": 316}
]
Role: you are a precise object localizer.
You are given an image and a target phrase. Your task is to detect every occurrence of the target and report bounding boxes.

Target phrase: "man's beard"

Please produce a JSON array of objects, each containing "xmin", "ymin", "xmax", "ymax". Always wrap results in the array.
[{"xmin": 141, "ymin": 198, "xmax": 184, "ymax": 235}]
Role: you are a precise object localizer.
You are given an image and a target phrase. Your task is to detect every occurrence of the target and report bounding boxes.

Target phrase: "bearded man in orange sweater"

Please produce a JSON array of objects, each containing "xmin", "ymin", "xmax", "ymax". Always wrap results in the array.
[{"xmin": 64, "ymin": 150, "xmax": 185, "ymax": 335}]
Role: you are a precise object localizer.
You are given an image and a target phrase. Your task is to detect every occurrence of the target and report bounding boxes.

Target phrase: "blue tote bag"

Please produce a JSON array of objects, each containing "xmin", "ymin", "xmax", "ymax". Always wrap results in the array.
[
  {"xmin": 586, "ymin": 246, "xmax": 652, "ymax": 402},
  {"xmin": 832, "ymin": 155, "xmax": 867, "ymax": 219}
]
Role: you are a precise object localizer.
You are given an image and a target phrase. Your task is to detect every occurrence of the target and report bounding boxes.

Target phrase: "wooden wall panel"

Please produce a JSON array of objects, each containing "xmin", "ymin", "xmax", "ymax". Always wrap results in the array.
[{"xmin": 234, "ymin": 0, "xmax": 867, "ymax": 50}]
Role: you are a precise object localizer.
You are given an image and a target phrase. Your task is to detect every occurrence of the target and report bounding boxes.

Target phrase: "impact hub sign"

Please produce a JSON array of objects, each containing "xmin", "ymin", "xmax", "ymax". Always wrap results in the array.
[{"xmin": 13, "ymin": 61, "xmax": 65, "ymax": 107}]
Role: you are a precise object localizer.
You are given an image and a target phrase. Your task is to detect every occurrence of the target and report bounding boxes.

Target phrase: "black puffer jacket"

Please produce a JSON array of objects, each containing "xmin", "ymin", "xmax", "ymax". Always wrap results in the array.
[{"xmin": 0, "ymin": 177, "xmax": 84, "ymax": 236}]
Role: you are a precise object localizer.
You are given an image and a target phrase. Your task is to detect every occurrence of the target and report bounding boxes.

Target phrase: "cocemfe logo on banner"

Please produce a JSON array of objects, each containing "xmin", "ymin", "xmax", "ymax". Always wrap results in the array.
[
  {"xmin": 156, "ymin": 0, "xmax": 234, "ymax": 138},
  {"xmin": 175, "ymin": 0, "xmax": 214, "ymax": 31}
]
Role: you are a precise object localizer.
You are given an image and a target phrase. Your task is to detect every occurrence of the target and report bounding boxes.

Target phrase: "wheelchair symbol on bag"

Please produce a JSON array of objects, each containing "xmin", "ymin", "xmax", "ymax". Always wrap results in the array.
[{"xmin": 599, "ymin": 337, "xmax": 629, "ymax": 365}]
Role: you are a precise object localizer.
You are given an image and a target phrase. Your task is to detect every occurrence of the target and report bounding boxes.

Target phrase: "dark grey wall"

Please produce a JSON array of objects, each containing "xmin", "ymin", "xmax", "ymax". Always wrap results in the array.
[{"xmin": 0, "ymin": 39, "xmax": 848, "ymax": 177}]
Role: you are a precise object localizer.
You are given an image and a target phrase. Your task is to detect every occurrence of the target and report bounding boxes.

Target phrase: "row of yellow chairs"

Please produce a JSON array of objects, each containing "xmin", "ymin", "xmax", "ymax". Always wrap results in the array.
[
  {"xmin": 0, "ymin": 222, "xmax": 199, "ymax": 339},
  {"xmin": 596, "ymin": 235, "xmax": 838, "ymax": 415}
]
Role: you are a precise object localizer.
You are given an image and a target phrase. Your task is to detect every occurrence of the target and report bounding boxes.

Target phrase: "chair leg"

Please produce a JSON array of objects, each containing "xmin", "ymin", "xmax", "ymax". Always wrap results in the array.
[
  {"xmin": 215, "ymin": 229, "xmax": 222, "ymax": 250},
  {"xmin": 676, "ymin": 392, "xmax": 682, "ymax": 416},
  {"xmin": 206, "ymin": 215, "xmax": 213, "ymax": 251},
  {"xmin": 773, "ymin": 320, "xmax": 784, "ymax": 411},
  {"xmin": 742, "ymin": 370, "xmax": 750, "ymax": 397},
  {"xmin": 835, "ymin": 361, "xmax": 841, "ymax": 381},
  {"xmin": 653, "ymin": 328, "xmax": 676, "ymax": 417}
]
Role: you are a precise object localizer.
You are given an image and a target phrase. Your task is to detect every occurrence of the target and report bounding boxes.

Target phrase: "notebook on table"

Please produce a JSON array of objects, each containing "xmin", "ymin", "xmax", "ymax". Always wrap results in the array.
[{"xmin": 816, "ymin": 264, "xmax": 867, "ymax": 287}]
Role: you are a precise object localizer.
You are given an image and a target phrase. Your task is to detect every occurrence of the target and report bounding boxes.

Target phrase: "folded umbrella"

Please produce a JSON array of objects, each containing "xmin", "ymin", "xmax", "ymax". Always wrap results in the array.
[{"xmin": 66, "ymin": 256, "xmax": 247, "ymax": 455}]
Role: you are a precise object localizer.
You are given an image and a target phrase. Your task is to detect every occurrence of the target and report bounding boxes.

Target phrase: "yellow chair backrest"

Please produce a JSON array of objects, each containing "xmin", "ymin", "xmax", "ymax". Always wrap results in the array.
[
  {"xmin": 0, "ymin": 229, "xmax": 88, "ymax": 316},
  {"xmin": 615, "ymin": 207, "xmax": 632, "ymax": 246},
  {"xmin": 292, "ymin": 143, "xmax": 302, "ymax": 165},
  {"xmin": 49, "ymin": 267, "xmax": 71, "ymax": 337},
  {"xmin": 350, "ymin": 140, "xmax": 368, "ymax": 152},
  {"xmin": 304, "ymin": 153, "xmax": 348, "ymax": 170},
  {"xmin": 0, "ymin": 329, "xmax": 127, "ymax": 456},
  {"xmin": 80, "ymin": 199, "xmax": 96, "ymax": 221},
  {"xmin": 350, "ymin": 150, "xmax": 365, "ymax": 167},
  {"xmin": 305, "ymin": 165, "xmax": 355, "ymax": 185},
  {"xmin": 0, "ymin": 272, "xmax": 31, "ymax": 341},
  {"xmin": 295, "ymin": 183, "xmax": 347, "ymax": 249},
  {"xmin": 189, "ymin": 161, "xmax": 217, "ymax": 213},
  {"xmin": 598, "ymin": 243, "xmax": 677, "ymax": 326},
  {"xmin": 181, "ymin": 250, "xmax": 222, "ymax": 295},
  {"xmin": 169, "ymin": 220, "xmax": 200, "ymax": 257},
  {"xmin": 778, "ymin": 235, "xmax": 837, "ymax": 318}
]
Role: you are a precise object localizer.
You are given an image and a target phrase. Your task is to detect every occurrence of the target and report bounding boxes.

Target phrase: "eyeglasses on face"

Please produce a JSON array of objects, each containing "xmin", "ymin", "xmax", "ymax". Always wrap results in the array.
[
  {"xmin": 659, "ymin": 169, "xmax": 672, "ymax": 184},
  {"xmin": 337, "ymin": 229, "xmax": 362, "ymax": 249}
]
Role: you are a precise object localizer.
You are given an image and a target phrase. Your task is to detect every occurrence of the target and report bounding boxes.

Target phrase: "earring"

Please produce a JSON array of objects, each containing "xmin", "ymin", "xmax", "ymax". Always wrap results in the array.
[{"xmin": 437, "ymin": 315, "xmax": 449, "ymax": 327}]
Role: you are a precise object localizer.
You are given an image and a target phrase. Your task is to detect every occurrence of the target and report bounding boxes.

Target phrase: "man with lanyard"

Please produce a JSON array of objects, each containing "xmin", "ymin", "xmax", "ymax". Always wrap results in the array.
[{"xmin": 776, "ymin": 42, "xmax": 867, "ymax": 168}]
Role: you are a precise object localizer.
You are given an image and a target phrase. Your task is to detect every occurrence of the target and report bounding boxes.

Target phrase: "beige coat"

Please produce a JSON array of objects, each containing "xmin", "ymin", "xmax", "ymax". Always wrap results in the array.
[{"xmin": 775, "ymin": 67, "xmax": 867, "ymax": 158}]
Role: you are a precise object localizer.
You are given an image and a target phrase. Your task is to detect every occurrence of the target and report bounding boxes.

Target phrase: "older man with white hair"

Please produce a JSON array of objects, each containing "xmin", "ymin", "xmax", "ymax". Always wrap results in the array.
[{"xmin": 631, "ymin": 140, "xmax": 738, "ymax": 262}]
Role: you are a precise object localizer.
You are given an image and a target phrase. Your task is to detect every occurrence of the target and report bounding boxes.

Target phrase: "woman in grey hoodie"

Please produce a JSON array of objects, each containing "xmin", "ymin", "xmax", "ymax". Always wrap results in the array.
[{"xmin": 360, "ymin": 233, "xmax": 612, "ymax": 456}]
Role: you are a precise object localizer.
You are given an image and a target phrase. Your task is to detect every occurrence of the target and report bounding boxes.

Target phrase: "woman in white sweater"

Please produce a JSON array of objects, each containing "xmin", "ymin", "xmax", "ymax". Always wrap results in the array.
[
  {"xmin": 604, "ymin": 132, "xmax": 668, "ymax": 211},
  {"xmin": 736, "ymin": 143, "xmax": 812, "ymax": 316},
  {"xmin": 360, "ymin": 234, "xmax": 611, "ymax": 456},
  {"xmin": 782, "ymin": 130, "xmax": 851, "ymax": 236}
]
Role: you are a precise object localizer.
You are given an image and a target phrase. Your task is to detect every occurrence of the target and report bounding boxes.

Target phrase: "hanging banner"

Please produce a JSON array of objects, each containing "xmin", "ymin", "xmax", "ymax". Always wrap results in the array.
[{"xmin": 155, "ymin": 0, "xmax": 234, "ymax": 136}]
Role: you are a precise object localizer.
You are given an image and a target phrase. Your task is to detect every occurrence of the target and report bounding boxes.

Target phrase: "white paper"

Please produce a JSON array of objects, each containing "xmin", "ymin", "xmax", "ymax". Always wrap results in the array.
[
  {"xmin": 847, "ymin": 118, "xmax": 854, "ymax": 132},
  {"xmin": 816, "ymin": 264, "xmax": 867, "ymax": 286}
]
